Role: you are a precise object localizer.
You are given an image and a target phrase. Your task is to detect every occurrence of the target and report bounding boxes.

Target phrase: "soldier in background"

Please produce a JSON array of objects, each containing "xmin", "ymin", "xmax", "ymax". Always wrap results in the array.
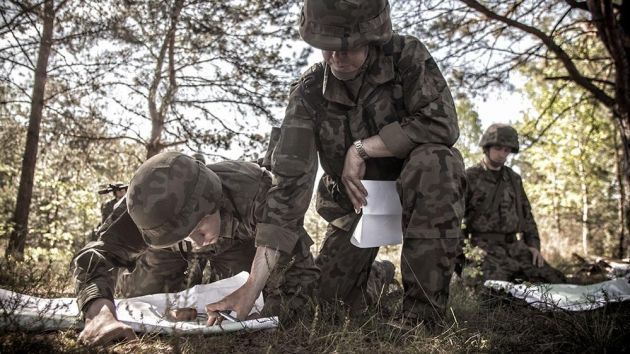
[
  {"xmin": 463, "ymin": 124, "xmax": 566, "ymax": 284},
  {"xmin": 72, "ymin": 152, "xmax": 319, "ymax": 345},
  {"xmin": 192, "ymin": 152, "xmax": 206, "ymax": 164},
  {"xmin": 87, "ymin": 183, "xmax": 128, "ymax": 243},
  {"xmin": 98, "ymin": 183, "xmax": 127, "ymax": 223},
  {"xmin": 248, "ymin": 0, "xmax": 466, "ymax": 328}
]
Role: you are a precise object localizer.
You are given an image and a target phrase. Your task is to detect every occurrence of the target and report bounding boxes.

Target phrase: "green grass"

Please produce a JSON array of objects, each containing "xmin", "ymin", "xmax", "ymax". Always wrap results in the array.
[{"xmin": 0, "ymin": 256, "xmax": 629, "ymax": 353}]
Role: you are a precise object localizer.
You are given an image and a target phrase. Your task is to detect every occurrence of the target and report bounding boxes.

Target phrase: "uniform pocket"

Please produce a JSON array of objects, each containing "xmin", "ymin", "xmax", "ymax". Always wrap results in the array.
[{"xmin": 318, "ymin": 111, "xmax": 349, "ymax": 161}]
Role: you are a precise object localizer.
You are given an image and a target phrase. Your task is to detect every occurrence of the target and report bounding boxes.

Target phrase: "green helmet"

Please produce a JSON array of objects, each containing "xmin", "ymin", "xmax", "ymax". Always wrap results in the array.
[
  {"xmin": 299, "ymin": 0, "xmax": 392, "ymax": 51},
  {"xmin": 479, "ymin": 123, "xmax": 520, "ymax": 153},
  {"xmin": 126, "ymin": 152, "xmax": 222, "ymax": 248}
]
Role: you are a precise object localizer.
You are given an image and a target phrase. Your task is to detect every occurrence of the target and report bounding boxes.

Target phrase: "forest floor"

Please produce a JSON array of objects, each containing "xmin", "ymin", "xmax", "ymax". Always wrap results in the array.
[{"xmin": 0, "ymin": 252, "xmax": 629, "ymax": 353}]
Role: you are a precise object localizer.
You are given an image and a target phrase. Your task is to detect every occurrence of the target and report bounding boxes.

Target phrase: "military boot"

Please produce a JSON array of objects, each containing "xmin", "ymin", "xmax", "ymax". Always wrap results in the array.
[{"xmin": 365, "ymin": 260, "xmax": 397, "ymax": 306}]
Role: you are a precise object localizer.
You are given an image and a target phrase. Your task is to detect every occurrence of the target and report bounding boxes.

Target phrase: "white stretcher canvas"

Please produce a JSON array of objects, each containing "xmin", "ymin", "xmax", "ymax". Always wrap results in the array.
[
  {"xmin": 0, "ymin": 272, "xmax": 278, "ymax": 334},
  {"xmin": 484, "ymin": 276, "xmax": 630, "ymax": 311}
]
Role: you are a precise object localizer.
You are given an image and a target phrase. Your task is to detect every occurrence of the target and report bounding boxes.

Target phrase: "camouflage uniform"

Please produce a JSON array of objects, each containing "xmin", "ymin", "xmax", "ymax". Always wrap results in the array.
[
  {"xmin": 260, "ymin": 0, "xmax": 466, "ymax": 321},
  {"xmin": 72, "ymin": 154, "xmax": 319, "ymax": 318},
  {"xmin": 95, "ymin": 183, "xmax": 127, "ymax": 241},
  {"xmin": 464, "ymin": 125, "xmax": 565, "ymax": 284},
  {"xmin": 100, "ymin": 198, "xmax": 118, "ymax": 223}
]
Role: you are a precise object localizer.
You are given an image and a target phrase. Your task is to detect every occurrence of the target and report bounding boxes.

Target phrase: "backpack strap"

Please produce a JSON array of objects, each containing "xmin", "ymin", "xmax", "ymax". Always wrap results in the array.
[
  {"xmin": 467, "ymin": 166, "xmax": 506, "ymax": 227},
  {"xmin": 508, "ymin": 169, "xmax": 525, "ymax": 233},
  {"xmin": 297, "ymin": 63, "xmax": 327, "ymax": 152},
  {"xmin": 382, "ymin": 33, "xmax": 405, "ymax": 64},
  {"xmin": 382, "ymin": 34, "xmax": 406, "ymax": 115}
]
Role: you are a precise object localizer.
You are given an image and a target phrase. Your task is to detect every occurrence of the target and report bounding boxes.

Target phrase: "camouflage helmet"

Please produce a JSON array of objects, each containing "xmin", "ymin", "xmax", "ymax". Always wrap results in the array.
[
  {"xmin": 299, "ymin": 0, "xmax": 392, "ymax": 51},
  {"xmin": 192, "ymin": 152, "xmax": 206, "ymax": 164},
  {"xmin": 127, "ymin": 152, "xmax": 223, "ymax": 248},
  {"xmin": 479, "ymin": 123, "xmax": 520, "ymax": 153}
]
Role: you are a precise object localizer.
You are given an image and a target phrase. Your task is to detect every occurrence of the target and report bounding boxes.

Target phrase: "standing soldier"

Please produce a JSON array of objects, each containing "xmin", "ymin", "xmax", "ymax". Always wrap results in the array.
[
  {"xmin": 463, "ymin": 124, "xmax": 566, "ymax": 284},
  {"xmin": 98, "ymin": 183, "xmax": 127, "ymax": 223},
  {"xmin": 72, "ymin": 152, "xmax": 319, "ymax": 345},
  {"xmin": 88, "ymin": 183, "xmax": 128, "ymax": 243},
  {"xmin": 215, "ymin": 0, "xmax": 466, "ymax": 328}
]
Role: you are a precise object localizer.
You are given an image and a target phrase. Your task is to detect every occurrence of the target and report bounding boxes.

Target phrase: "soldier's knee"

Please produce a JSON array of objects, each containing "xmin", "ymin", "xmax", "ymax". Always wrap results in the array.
[
  {"xmin": 398, "ymin": 145, "xmax": 466, "ymax": 236},
  {"xmin": 399, "ymin": 144, "xmax": 466, "ymax": 193}
]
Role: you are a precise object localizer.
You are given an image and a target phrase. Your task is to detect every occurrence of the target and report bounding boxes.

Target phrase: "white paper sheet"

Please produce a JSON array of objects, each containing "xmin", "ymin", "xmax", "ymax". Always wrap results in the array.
[
  {"xmin": 351, "ymin": 180, "xmax": 403, "ymax": 248},
  {"xmin": 0, "ymin": 272, "xmax": 278, "ymax": 334},
  {"xmin": 484, "ymin": 276, "xmax": 630, "ymax": 311}
]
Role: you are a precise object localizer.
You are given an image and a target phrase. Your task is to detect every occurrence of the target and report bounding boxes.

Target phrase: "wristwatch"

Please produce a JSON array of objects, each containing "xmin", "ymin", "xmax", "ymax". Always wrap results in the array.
[{"xmin": 353, "ymin": 139, "xmax": 370, "ymax": 160}]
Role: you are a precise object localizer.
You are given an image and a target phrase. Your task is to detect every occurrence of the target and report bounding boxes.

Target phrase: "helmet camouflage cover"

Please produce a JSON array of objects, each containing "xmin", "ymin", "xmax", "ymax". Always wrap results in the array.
[
  {"xmin": 479, "ymin": 123, "xmax": 520, "ymax": 153},
  {"xmin": 299, "ymin": 0, "xmax": 392, "ymax": 51},
  {"xmin": 127, "ymin": 151, "xmax": 222, "ymax": 248}
]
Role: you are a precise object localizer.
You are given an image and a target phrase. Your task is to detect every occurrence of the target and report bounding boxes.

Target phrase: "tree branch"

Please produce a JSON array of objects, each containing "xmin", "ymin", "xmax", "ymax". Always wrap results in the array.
[{"xmin": 459, "ymin": 0, "xmax": 616, "ymax": 108}]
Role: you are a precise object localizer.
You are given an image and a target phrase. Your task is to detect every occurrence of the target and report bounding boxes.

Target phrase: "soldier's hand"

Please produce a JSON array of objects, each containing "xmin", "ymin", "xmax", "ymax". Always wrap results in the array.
[
  {"xmin": 79, "ymin": 298, "xmax": 137, "ymax": 346},
  {"xmin": 342, "ymin": 146, "xmax": 367, "ymax": 212},
  {"xmin": 528, "ymin": 247, "xmax": 545, "ymax": 268},
  {"xmin": 204, "ymin": 284, "xmax": 258, "ymax": 326}
]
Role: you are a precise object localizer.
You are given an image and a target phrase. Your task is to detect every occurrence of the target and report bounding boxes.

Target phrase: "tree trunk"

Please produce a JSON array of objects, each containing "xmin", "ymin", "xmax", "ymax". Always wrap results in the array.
[
  {"xmin": 586, "ymin": 0, "xmax": 630, "ymax": 258},
  {"xmin": 6, "ymin": 0, "xmax": 55, "ymax": 259},
  {"xmin": 614, "ymin": 132, "xmax": 627, "ymax": 258},
  {"xmin": 146, "ymin": 0, "xmax": 184, "ymax": 159},
  {"xmin": 620, "ymin": 114, "xmax": 630, "ymax": 259},
  {"xmin": 552, "ymin": 165, "xmax": 561, "ymax": 235},
  {"xmin": 578, "ymin": 157, "xmax": 590, "ymax": 255}
]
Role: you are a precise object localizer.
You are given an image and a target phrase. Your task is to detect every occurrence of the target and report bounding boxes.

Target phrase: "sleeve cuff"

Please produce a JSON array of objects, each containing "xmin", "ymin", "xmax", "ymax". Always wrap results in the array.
[
  {"xmin": 524, "ymin": 237, "xmax": 540, "ymax": 250},
  {"xmin": 255, "ymin": 223, "xmax": 300, "ymax": 254},
  {"xmin": 77, "ymin": 283, "xmax": 113, "ymax": 314},
  {"xmin": 379, "ymin": 122, "xmax": 416, "ymax": 159}
]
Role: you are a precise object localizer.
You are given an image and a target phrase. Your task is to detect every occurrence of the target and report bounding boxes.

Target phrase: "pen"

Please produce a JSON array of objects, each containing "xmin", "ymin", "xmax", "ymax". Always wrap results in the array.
[{"xmin": 218, "ymin": 310, "xmax": 239, "ymax": 322}]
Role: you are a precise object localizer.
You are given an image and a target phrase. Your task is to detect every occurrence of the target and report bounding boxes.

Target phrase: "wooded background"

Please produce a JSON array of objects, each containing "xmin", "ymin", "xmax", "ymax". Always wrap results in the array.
[{"xmin": 1, "ymin": 0, "xmax": 628, "ymax": 263}]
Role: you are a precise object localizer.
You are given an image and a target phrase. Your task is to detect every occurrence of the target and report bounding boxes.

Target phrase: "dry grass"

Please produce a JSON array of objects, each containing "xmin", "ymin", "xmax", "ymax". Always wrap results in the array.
[
  {"xmin": 1, "ymin": 256, "xmax": 629, "ymax": 353},
  {"xmin": 1, "ymin": 226, "xmax": 629, "ymax": 353}
]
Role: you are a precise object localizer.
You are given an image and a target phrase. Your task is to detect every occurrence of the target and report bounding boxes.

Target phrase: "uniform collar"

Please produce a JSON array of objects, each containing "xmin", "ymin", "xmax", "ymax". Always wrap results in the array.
[
  {"xmin": 322, "ymin": 45, "xmax": 396, "ymax": 107},
  {"xmin": 480, "ymin": 159, "xmax": 509, "ymax": 182}
]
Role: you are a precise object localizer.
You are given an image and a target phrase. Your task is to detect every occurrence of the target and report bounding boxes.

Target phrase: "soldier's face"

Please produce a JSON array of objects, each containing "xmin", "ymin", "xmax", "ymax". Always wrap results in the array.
[
  {"xmin": 487, "ymin": 145, "xmax": 512, "ymax": 166},
  {"xmin": 114, "ymin": 189, "xmax": 127, "ymax": 200},
  {"xmin": 322, "ymin": 46, "xmax": 368, "ymax": 80},
  {"xmin": 185, "ymin": 211, "xmax": 221, "ymax": 249}
]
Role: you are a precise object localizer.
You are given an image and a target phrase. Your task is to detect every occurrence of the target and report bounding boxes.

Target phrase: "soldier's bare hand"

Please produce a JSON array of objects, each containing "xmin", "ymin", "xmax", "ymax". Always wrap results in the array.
[
  {"xmin": 342, "ymin": 146, "xmax": 367, "ymax": 211},
  {"xmin": 205, "ymin": 284, "xmax": 257, "ymax": 326},
  {"xmin": 79, "ymin": 298, "xmax": 137, "ymax": 346},
  {"xmin": 166, "ymin": 307, "xmax": 198, "ymax": 321},
  {"xmin": 529, "ymin": 247, "xmax": 545, "ymax": 268}
]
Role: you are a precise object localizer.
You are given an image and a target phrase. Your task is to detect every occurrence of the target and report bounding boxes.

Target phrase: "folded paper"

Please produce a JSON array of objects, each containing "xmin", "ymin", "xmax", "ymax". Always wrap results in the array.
[{"xmin": 351, "ymin": 180, "xmax": 403, "ymax": 248}]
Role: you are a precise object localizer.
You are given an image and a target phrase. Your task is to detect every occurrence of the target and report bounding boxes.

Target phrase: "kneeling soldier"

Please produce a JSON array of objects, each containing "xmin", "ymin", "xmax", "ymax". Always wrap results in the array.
[
  {"xmin": 72, "ymin": 152, "xmax": 319, "ymax": 345},
  {"xmin": 463, "ymin": 124, "xmax": 565, "ymax": 284}
]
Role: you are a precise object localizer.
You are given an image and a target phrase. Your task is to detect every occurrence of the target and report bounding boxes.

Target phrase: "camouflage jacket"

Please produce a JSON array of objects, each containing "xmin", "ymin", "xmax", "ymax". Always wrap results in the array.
[
  {"xmin": 100, "ymin": 198, "xmax": 117, "ymax": 223},
  {"xmin": 256, "ymin": 34, "xmax": 459, "ymax": 247},
  {"xmin": 72, "ymin": 161, "xmax": 275, "ymax": 312},
  {"xmin": 464, "ymin": 161, "xmax": 541, "ymax": 250}
]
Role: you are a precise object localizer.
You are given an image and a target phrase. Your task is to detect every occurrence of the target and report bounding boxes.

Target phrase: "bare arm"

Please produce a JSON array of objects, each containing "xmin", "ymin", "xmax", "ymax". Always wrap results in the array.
[{"xmin": 204, "ymin": 246, "xmax": 280, "ymax": 325}]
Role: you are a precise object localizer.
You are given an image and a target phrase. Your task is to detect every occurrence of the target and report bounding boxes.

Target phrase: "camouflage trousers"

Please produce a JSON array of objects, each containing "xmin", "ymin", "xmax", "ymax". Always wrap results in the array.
[
  {"xmin": 117, "ymin": 237, "xmax": 319, "ymax": 318},
  {"xmin": 467, "ymin": 238, "xmax": 566, "ymax": 284},
  {"xmin": 316, "ymin": 144, "xmax": 466, "ymax": 322}
]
